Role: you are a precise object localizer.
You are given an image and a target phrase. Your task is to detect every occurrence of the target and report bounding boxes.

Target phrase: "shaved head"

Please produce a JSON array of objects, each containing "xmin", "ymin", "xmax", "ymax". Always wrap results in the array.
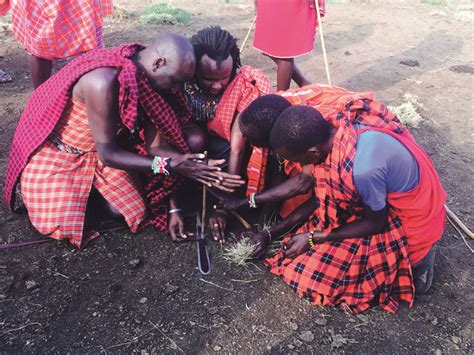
[
  {"xmin": 136, "ymin": 33, "xmax": 196, "ymax": 91},
  {"xmin": 150, "ymin": 33, "xmax": 195, "ymax": 65}
]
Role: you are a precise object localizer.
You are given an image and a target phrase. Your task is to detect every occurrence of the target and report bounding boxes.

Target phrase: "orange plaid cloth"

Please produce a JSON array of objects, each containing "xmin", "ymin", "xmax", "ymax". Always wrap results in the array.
[
  {"xmin": 208, "ymin": 65, "xmax": 274, "ymax": 195},
  {"xmin": 20, "ymin": 98, "xmax": 145, "ymax": 249},
  {"xmin": 279, "ymin": 84, "xmax": 375, "ymax": 217},
  {"xmin": 10, "ymin": 0, "xmax": 113, "ymax": 59},
  {"xmin": 266, "ymin": 96, "xmax": 415, "ymax": 314}
]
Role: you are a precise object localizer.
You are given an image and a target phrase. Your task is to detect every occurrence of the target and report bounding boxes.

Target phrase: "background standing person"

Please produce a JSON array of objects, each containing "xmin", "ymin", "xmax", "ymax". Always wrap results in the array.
[
  {"xmin": 253, "ymin": 0, "xmax": 325, "ymax": 91},
  {"xmin": 7, "ymin": 0, "xmax": 113, "ymax": 88}
]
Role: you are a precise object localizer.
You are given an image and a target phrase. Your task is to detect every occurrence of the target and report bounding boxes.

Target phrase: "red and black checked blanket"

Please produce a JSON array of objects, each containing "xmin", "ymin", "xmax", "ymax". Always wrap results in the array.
[
  {"xmin": 9, "ymin": 0, "xmax": 113, "ymax": 59},
  {"xmin": 21, "ymin": 99, "xmax": 146, "ymax": 248},
  {"xmin": 266, "ymin": 98, "xmax": 415, "ymax": 314},
  {"xmin": 4, "ymin": 44, "xmax": 191, "ymax": 231},
  {"xmin": 207, "ymin": 65, "xmax": 274, "ymax": 195}
]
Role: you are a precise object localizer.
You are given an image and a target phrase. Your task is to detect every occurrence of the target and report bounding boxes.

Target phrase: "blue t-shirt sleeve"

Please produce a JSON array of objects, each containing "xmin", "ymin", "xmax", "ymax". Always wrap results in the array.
[
  {"xmin": 353, "ymin": 167, "xmax": 388, "ymax": 211},
  {"xmin": 353, "ymin": 128, "xmax": 420, "ymax": 212}
]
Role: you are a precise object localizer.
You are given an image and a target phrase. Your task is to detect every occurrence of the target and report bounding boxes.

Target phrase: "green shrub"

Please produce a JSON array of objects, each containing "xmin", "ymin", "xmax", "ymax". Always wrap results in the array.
[{"xmin": 140, "ymin": 3, "xmax": 191, "ymax": 25}]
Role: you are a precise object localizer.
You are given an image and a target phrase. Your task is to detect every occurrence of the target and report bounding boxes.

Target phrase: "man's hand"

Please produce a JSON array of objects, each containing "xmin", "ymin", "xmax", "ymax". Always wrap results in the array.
[
  {"xmin": 168, "ymin": 212, "xmax": 187, "ymax": 241},
  {"xmin": 240, "ymin": 230, "xmax": 270, "ymax": 259},
  {"xmin": 211, "ymin": 161, "xmax": 245, "ymax": 192},
  {"xmin": 169, "ymin": 154, "xmax": 222, "ymax": 186},
  {"xmin": 170, "ymin": 155, "xmax": 245, "ymax": 192},
  {"xmin": 209, "ymin": 210, "xmax": 227, "ymax": 242},
  {"xmin": 282, "ymin": 232, "xmax": 311, "ymax": 259}
]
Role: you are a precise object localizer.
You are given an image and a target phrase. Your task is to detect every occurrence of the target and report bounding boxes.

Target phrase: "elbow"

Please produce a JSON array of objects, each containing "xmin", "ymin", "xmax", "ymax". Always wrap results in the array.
[
  {"xmin": 372, "ymin": 209, "xmax": 390, "ymax": 233},
  {"xmin": 290, "ymin": 174, "xmax": 314, "ymax": 196},
  {"xmin": 98, "ymin": 150, "xmax": 115, "ymax": 167}
]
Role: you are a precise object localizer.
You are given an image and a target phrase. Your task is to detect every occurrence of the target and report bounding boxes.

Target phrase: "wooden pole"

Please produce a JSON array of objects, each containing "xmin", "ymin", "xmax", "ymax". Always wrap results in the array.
[
  {"xmin": 240, "ymin": 15, "xmax": 257, "ymax": 54},
  {"xmin": 446, "ymin": 205, "xmax": 473, "ymax": 240},
  {"xmin": 313, "ymin": 0, "xmax": 332, "ymax": 85},
  {"xmin": 201, "ymin": 151, "xmax": 208, "ymax": 236}
]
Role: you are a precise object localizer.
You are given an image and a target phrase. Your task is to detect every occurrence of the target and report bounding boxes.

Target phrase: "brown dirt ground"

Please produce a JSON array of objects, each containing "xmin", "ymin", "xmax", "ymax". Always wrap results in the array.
[{"xmin": 0, "ymin": 1, "xmax": 473, "ymax": 354}]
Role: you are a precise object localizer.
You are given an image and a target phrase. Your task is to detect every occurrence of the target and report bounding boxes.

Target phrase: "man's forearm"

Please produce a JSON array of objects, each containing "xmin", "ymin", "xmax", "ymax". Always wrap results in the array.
[
  {"xmin": 228, "ymin": 149, "xmax": 246, "ymax": 177},
  {"xmin": 98, "ymin": 143, "xmax": 154, "ymax": 172},
  {"xmin": 269, "ymin": 196, "xmax": 318, "ymax": 238},
  {"xmin": 322, "ymin": 209, "xmax": 389, "ymax": 242},
  {"xmin": 255, "ymin": 173, "xmax": 313, "ymax": 205}
]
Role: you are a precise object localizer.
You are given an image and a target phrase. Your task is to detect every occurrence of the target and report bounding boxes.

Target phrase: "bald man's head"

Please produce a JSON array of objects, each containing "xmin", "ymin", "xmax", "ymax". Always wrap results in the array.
[{"xmin": 137, "ymin": 33, "xmax": 196, "ymax": 92}]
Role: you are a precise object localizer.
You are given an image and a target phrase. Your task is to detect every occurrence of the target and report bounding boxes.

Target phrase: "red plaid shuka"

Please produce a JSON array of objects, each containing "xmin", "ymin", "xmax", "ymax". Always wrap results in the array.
[
  {"xmin": 21, "ymin": 99, "xmax": 145, "ymax": 248},
  {"xmin": 266, "ymin": 97, "xmax": 415, "ymax": 314},
  {"xmin": 5, "ymin": 44, "xmax": 191, "ymax": 233},
  {"xmin": 207, "ymin": 65, "xmax": 274, "ymax": 195},
  {"xmin": 279, "ymin": 84, "xmax": 376, "ymax": 218},
  {"xmin": 9, "ymin": 0, "xmax": 113, "ymax": 59},
  {"xmin": 0, "ymin": 0, "xmax": 9, "ymax": 16}
]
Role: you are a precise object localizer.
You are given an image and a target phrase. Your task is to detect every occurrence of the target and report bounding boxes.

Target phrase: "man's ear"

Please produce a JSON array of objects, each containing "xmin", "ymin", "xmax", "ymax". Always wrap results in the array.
[{"xmin": 152, "ymin": 57, "xmax": 166, "ymax": 72}]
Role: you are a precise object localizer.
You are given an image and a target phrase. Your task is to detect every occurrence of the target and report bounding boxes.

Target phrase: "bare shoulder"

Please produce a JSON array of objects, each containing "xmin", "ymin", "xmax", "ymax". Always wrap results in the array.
[{"xmin": 73, "ymin": 67, "xmax": 120, "ymax": 101}]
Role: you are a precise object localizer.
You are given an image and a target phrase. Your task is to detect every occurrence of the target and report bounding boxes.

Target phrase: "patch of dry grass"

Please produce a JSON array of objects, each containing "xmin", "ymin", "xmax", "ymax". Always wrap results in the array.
[
  {"xmin": 388, "ymin": 93, "xmax": 424, "ymax": 129},
  {"xmin": 222, "ymin": 236, "xmax": 257, "ymax": 266}
]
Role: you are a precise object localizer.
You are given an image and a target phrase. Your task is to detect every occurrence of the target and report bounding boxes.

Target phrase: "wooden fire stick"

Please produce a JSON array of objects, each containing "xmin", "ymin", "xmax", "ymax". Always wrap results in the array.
[{"xmin": 201, "ymin": 151, "xmax": 208, "ymax": 236}]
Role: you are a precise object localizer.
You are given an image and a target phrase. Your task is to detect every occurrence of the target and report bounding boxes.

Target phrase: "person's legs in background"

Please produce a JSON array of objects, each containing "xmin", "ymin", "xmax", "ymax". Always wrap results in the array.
[
  {"xmin": 29, "ymin": 55, "xmax": 52, "ymax": 89},
  {"xmin": 269, "ymin": 56, "xmax": 311, "ymax": 91}
]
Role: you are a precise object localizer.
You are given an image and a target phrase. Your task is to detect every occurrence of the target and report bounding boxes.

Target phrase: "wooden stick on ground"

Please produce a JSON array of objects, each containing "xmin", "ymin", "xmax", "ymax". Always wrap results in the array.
[
  {"xmin": 313, "ymin": 0, "xmax": 332, "ymax": 85},
  {"xmin": 201, "ymin": 151, "xmax": 208, "ymax": 236},
  {"xmin": 240, "ymin": 15, "xmax": 257, "ymax": 54},
  {"xmin": 445, "ymin": 205, "xmax": 473, "ymax": 240},
  {"xmin": 230, "ymin": 211, "xmax": 251, "ymax": 229}
]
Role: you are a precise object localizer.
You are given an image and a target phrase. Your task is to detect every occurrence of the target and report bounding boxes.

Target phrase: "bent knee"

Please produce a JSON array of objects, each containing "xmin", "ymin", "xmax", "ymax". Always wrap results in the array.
[{"xmin": 184, "ymin": 126, "xmax": 207, "ymax": 153}]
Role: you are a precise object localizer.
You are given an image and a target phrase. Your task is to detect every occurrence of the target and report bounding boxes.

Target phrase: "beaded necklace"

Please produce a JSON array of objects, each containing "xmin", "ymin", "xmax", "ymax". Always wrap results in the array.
[{"xmin": 183, "ymin": 81, "xmax": 222, "ymax": 123}]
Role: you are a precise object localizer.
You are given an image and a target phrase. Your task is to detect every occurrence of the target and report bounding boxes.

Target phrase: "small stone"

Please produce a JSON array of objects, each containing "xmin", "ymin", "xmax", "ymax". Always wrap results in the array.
[
  {"xmin": 449, "ymin": 65, "xmax": 474, "ymax": 75},
  {"xmin": 288, "ymin": 344, "xmax": 295, "ymax": 350},
  {"xmin": 25, "ymin": 280, "xmax": 38, "ymax": 290},
  {"xmin": 213, "ymin": 345, "xmax": 222, "ymax": 351},
  {"xmin": 435, "ymin": 349, "xmax": 442, "ymax": 355},
  {"xmin": 119, "ymin": 322, "xmax": 125, "ymax": 326},
  {"xmin": 348, "ymin": 318, "xmax": 356, "ymax": 323},
  {"xmin": 139, "ymin": 297, "xmax": 148, "ymax": 304},
  {"xmin": 163, "ymin": 283, "xmax": 179, "ymax": 296},
  {"xmin": 400, "ymin": 59, "xmax": 420, "ymax": 67},
  {"xmin": 356, "ymin": 314, "xmax": 369, "ymax": 323},
  {"xmin": 92, "ymin": 312, "xmax": 98, "ymax": 317},
  {"xmin": 344, "ymin": 50, "xmax": 352, "ymax": 55},
  {"xmin": 299, "ymin": 330, "xmax": 315, "ymax": 342},
  {"xmin": 293, "ymin": 339, "xmax": 303, "ymax": 348},
  {"xmin": 431, "ymin": 317, "xmax": 439, "ymax": 326},
  {"xmin": 289, "ymin": 322, "xmax": 299, "ymax": 331},
  {"xmin": 129, "ymin": 259, "xmax": 141, "ymax": 268},
  {"xmin": 266, "ymin": 345, "xmax": 271, "ymax": 351},
  {"xmin": 315, "ymin": 318, "xmax": 328, "ymax": 326},
  {"xmin": 451, "ymin": 336, "xmax": 461, "ymax": 344}
]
